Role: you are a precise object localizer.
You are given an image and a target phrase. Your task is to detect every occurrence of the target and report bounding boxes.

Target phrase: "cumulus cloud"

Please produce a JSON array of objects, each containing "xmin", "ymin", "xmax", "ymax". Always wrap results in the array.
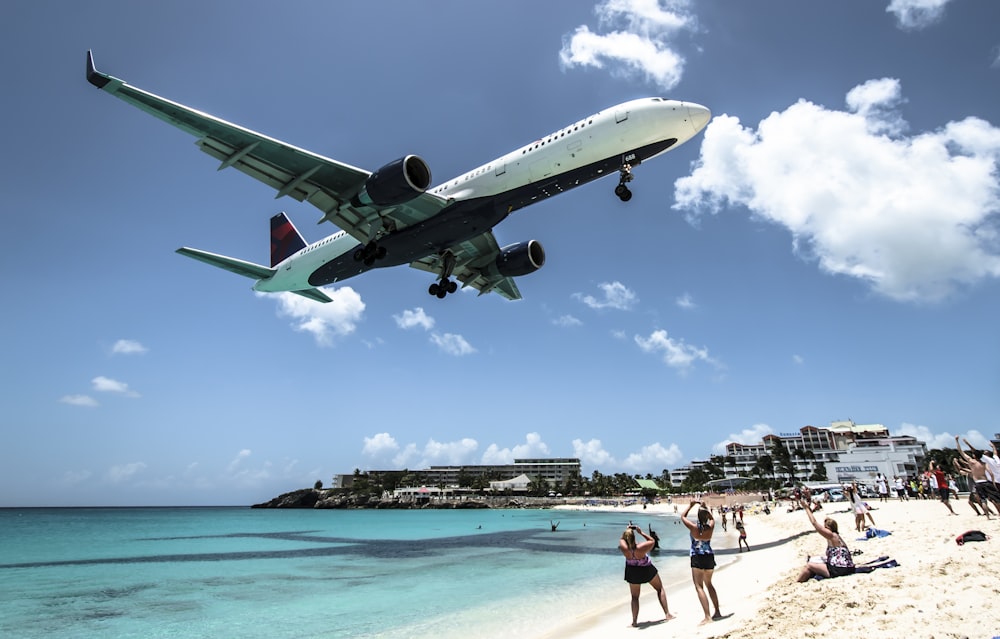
[
  {"xmin": 576, "ymin": 281, "xmax": 638, "ymax": 310},
  {"xmin": 481, "ymin": 433, "xmax": 552, "ymax": 465},
  {"xmin": 394, "ymin": 307, "xmax": 435, "ymax": 331},
  {"xmin": 92, "ymin": 376, "xmax": 140, "ymax": 398},
  {"xmin": 362, "ymin": 432, "xmax": 400, "ymax": 457},
  {"xmin": 430, "ymin": 332, "xmax": 476, "ymax": 356},
  {"xmin": 895, "ymin": 422, "xmax": 992, "ymax": 451},
  {"xmin": 106, "ymin": 462, "xmax": 147, "ymax": 483},
  {"xmin": 674, "ymin": 78, "xmax": 1000, "ymax": 303},
  {"xmin": 560, "ymin": 0, "xmax": 696, "ymax": 90},
  {"xmin": 269, "ymin": 288, "xmax": 365, "ymax": 346},
  {"xmin": 712, "ymin": 423, "xmax": 775, "ymax": 454},
  {"xmin": 676, "ymin": 292, "xmax": 696, "ymax": 310},
  {"xmin": 112, "ymin": 339, "xmax": 147, "ymax": 355},
  {"xmin": 622, "ymin": 442, "xmax": 683, "ymax": 470},
  {"xmin": 60, "ymin": 394, "xmax": 98, "ymax": 407},
  {"xmin": 634, "ymin": 329, "xmax": 718, "ymax": 372},
  {"xmin": 391, "ymin": 437, "xmax": 480, "ymax": 469},
  {"xmin": 227, "ymin": 449, "xmax": 252, "ymax": 472},
  {"xmin": 572, "ymin": 438, "xmax": 616, "ymax": 468},
  {"xmin": 886, "ymin": 0, "xmax": 952, "ymax": 30},
  {"xmin": 553, "ymin": 314, "xmax": 583, "ymax": 327}
]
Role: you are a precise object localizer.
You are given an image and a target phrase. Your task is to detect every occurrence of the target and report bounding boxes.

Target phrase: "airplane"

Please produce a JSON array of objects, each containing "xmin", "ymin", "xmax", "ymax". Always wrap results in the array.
[{"xmin": 85, "ymin": 50, "xmax": 710, "ymax": 303}]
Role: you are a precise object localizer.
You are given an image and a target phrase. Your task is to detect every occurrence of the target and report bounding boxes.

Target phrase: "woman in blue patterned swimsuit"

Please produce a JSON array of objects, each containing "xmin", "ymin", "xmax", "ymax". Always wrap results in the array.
[
  {"xmin": 619, "ymin": 525, "xmax": 675, "ymax": 627},
  {"xmin": 681, "ymin": 501, "xmax": 724, "ymax": 625}
]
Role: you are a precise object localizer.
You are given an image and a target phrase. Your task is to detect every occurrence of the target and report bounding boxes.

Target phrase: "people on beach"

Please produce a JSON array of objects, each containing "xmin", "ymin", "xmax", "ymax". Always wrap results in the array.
[
  {"xmin": 619, "ymin": 524, "xmax": 674, "ymax": 627},
  {"xmin": 876, "ymin": 473, "xmax": 889, "ymax": 502},
  {"xmin": 681, "ymin": 501, "xmax": 723, "ymax": 625},
  {"xmin": 893, "ymin": 475, "xmax": 909, "ymax": 500},
  {"xmin": 928, "ymin": 461, "xmax": 958, "ymax": 515},
  {"xmin": 735, "ymin": 521, "xmax": 749, "ymax": 551},
  {"xmin": 953, "ymin": 457, "xmax": 993, "ymax": 518},
  {"xmin": 955, "ymin": 436, "xmax": 1000, "ymax": 515},
  {"xmin": 847, "ymin": 483, "xmax": 877, "ymax": 531},
  {"xmin": 796, "ymin": 491, "xmax": 855, "ymax": 582}
]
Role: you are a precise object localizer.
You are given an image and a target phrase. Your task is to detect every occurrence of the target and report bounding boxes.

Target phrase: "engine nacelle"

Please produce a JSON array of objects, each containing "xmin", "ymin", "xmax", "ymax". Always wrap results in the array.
[
  {"xmin": 495, "ymin": 240, "xmax": 546, "ymax": 277},
  {"xmin": 353, "ymin": 155, "xmax": 432, "ymax": 207}
]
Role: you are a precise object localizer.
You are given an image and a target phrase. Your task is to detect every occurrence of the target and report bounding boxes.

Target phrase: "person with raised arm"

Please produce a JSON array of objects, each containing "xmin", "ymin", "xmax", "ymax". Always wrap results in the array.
[
  {"xmin": 681, "ymin": 500, "xmax": 723, "ymax": 625},
  {"xmin": 618, "ymin": 523, "xmax": 674, "ymax": 627},
  {"xmin": 796, "ymin": 490, "xmax": 855, "ymax": 582}
]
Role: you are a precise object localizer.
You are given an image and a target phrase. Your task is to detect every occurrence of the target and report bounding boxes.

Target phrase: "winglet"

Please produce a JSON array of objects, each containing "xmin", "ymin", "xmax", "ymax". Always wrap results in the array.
[{"xmin": 86, "ymin": 50, "xmax": 112, "ymax": 89}]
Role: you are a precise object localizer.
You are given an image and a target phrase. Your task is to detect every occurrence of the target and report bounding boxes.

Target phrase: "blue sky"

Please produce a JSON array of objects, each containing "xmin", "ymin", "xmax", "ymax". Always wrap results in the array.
[{"xmin": 3, "ymin": 0, "xmax": 999, "ymax": 506}]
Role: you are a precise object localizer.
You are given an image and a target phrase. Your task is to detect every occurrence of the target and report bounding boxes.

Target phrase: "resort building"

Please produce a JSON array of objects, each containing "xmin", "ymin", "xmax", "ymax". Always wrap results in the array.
[
  {"xmin": 335, "ymin": 458, "xmax": 581, "ymax": 490},
  {"xmin": 670, "ymin": 419, "xmax": 927, "ymax": 488}
]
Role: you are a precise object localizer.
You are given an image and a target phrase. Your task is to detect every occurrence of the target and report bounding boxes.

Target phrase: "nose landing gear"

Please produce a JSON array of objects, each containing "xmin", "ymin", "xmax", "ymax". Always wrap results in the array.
[{"xmin": 353, "ymin": 241, "xmax": 387, "ymax": 266}]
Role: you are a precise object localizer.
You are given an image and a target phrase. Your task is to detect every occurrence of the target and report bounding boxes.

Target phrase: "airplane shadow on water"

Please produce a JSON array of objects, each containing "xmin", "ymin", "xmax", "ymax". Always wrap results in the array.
[{"xmin": 0, "ymin": 527, "xmax": 812, "ymax": 569}]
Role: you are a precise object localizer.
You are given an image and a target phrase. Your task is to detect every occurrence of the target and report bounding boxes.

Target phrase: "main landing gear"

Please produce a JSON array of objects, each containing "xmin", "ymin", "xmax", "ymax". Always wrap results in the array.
[
  {"xmin": 353, "ymin": 241, "xmax": 387, "ymax": 266},
  {"xmin": 615, "ymin": 163, "xmax": 634, "ymax": 202},
  {"xmin": 428, "ymin": 250, "xmax": 458, "ymax": 299}
]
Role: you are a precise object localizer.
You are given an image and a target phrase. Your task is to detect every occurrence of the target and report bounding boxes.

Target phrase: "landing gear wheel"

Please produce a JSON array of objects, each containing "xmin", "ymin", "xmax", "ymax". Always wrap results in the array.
[
  {"xmin": 429, "ymin": 283, "xmax": 439, "ymax": 296},
  {"xmin": 436, "ymin": 288, "xmax": 447, "ymax": 299},
  {"xmin": 354, "ymin": 241, "xmax": 386, "ymax": 264},
  {"xmin": 447, "ymin": 280, "xmax": 458, "ymax": 294},
  {"xmin": 353, "ymin": 247, "xmax": 365, "ymax": 262},
  {"xmin": 617, "ymin": 186, "xmax": 632, "ymax": 202},
  {"xmin": 376, "ymin": 245, "xmax": 387, "ymax": 259}
]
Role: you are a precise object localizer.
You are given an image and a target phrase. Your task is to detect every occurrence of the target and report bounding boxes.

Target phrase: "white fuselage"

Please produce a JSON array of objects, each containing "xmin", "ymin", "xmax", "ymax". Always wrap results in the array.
[{"xmin": 256, "ymin": 97, "xmax": 710, "ymax": 293}]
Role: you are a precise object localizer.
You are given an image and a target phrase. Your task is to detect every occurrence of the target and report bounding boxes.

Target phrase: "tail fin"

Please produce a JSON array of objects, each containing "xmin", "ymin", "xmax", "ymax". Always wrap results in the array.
[{"xmin": 270, "ymin": 212, "xmax": 307, "ymax": 267}]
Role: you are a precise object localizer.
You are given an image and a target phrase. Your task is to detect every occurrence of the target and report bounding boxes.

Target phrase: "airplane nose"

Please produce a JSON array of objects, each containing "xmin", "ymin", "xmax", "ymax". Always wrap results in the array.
[{"xmin": 686, "ymin": 103, "xmax": 711, "ymax": 133}]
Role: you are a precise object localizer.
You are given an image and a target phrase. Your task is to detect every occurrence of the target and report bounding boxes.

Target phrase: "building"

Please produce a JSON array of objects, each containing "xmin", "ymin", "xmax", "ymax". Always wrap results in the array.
[
  {"xmin": 336, "ymin": 458, "xmax": 581, "ymax": 490},
  {"xmin": 669, "ymin": 420, "xmax": 926, "ymax": 488}
]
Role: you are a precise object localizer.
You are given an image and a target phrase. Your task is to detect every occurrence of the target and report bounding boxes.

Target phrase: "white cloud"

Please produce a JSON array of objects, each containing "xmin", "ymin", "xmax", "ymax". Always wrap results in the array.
[
  {"xmin": 676, "ymin": 292, "xmax": 696, "ymax": 310},
  {"xmin": 553, "ymin": 314, "xmax": 583, "ymax": 327},
  {"xmin": 634, "ymin": 329, "xmax": 718, "ymax": 372},
  {"xmin": 481, "ymin": 433, "xmax": 551, "ymax": 465},
  {"xmin": 269, "ymin": 287, "xmax": 365, "ymax": 346},
  {"xmin": 712, "ymin": 423, "xmax": 775, "ymax": 454},
  {"xmin": 576, "ymin": 281, "xmax": 638, "ymax": 310},
  {"xmin": 895, "ymin": 422, "xmax": 992, "ymax": 451},
  {"xmin": 106, "ymin": 462, "xmax": 147, "ymax": 483},
  {"xmin": 391, "ymin": 437, "xmax": 480, "ymax": 469},
  {"xmin": 92, "ymin": 376, "xmax": 140, "ymax": 398},
  {"xmin": 886, "ymin": 0, "xmax": 952, "ymax": 30},
  {"xmin": 363, "ymin": 433, "xmax": 400, "ymax": 457},
  {"xmin": 674, "ymin": 78, "xmax": 1000, "ymax": 303},
  {"xmin": 60, "ymin": 394, "xmax": 98, "ymax": 407},
  {"xmin": 394, "ymin": 307, "xmax": 435, "ymax": 331},
  {"xmin": 560, "ymin": 0, "xmax": 695, "ymax": 90},
  {"xmin": 430, "ymin": 332, "xmax": 476, "ymax": 356},
  {"xmin": 227, "ymin": 449, "xmax": 252, "ymax": 472},
  {"xmin": 792, "ymin": 354, "xmax": 805, "ymax": 365},
  {"xmin": 572, "ymin": 438, "xmax": 615, "ymax": 468},
  {"xmin": 622, "ymin": 442, "xmax": 683, "ymax": 470},
  {"xmin": 111, "ymin": 339, "xmax": 147, "ymax": 355}
]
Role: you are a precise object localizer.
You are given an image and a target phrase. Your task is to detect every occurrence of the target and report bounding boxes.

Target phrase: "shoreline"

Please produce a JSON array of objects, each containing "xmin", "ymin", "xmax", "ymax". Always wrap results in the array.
[{"xmin": 544, "ymin": 497, "xmax": 1000, "ymax": 638}]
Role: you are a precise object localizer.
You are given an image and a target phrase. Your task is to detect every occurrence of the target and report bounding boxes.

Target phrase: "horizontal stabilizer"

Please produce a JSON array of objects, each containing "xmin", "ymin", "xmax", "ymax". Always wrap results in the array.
[
  {"xmin": 291, "ymin": 288, "xmax": 334, "ymax": 303},
  {"xmin": 176, "ymin": 247, "xmax": 275, "ymax": 280}
]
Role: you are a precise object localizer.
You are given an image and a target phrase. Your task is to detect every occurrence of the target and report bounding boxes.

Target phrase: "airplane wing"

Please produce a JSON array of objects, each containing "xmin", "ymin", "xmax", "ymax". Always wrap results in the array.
[
  {"xmin": 409, "ymin": 231, "xmax": 524, "ymax": 301},
  {"xmin": 86, "ymin": 51, "xmax": 449, "ymax": 244}
]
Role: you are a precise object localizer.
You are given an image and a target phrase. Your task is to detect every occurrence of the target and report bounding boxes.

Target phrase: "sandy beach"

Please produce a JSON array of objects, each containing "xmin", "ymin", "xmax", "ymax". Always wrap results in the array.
[{"xmin": 545, "ymin": 495, "xmax": 998, "ymax": 639}]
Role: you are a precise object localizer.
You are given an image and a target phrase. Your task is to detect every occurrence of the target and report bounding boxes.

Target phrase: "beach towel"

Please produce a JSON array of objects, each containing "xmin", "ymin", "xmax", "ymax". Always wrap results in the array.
[
  {"xmin": 812, "ymin": 555, "xmax": 898, "ymax": 579},
  {"xmin": 856, "ymin": 527, "xmax": 892, "ymax": 540},
  {"xmin": 955, "ymin": 530, "xmax": 990, "ymax": 545}
]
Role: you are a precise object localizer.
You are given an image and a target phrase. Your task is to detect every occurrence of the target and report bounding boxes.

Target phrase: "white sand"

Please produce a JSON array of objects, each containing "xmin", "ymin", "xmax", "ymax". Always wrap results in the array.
[{"xmin": 542, "ymin": 496, "xmax": 999, "ymax": 639}]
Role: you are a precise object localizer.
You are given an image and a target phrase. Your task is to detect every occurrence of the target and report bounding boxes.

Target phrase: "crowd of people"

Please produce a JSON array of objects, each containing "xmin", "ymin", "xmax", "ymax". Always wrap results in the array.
[{"xmin": 616, "ymin": 437, "xmax": 1000, "ymax": 628}]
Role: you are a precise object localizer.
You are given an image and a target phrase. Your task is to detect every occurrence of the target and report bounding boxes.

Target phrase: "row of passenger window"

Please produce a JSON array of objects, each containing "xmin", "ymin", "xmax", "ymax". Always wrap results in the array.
[{"xmin": 521, "ymin": 118, "xmax": 595, "ymax": 154}]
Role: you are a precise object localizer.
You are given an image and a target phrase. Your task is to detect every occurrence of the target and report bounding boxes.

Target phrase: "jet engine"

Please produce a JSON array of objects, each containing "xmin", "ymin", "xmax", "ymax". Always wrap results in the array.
[
  {"xmin": 353, "ymin": 155, "xmax": 432, "ymax": 207},
  {"xmin": 495, "ymin": 240, "xmax": 546, "ymax": 277}
]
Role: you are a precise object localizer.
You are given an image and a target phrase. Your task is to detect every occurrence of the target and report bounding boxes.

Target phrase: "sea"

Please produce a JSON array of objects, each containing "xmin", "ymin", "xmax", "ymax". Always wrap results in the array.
[{"xmin": 0, "ymin": 506, "xmax": 694, "ymax": 639}]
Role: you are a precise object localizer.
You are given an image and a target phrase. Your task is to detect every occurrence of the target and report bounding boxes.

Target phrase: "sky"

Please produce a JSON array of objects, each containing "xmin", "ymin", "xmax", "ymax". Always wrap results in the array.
[{"xmin": 3, "ymin": 0, "xmax": 999, "ymax": 506}]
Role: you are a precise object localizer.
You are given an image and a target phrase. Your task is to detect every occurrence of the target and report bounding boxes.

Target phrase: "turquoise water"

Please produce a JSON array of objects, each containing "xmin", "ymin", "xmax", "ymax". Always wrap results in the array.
[{"xmin": 0, "ymin": 507, "xmax": 691, "ymax": 638}]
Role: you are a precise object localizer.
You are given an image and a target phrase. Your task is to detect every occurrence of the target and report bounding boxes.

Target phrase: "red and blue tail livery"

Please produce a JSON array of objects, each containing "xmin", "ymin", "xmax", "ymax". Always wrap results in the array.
[{"xmin": 270, "ymin": 213, "xmax": 307, "ymax": 267}]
